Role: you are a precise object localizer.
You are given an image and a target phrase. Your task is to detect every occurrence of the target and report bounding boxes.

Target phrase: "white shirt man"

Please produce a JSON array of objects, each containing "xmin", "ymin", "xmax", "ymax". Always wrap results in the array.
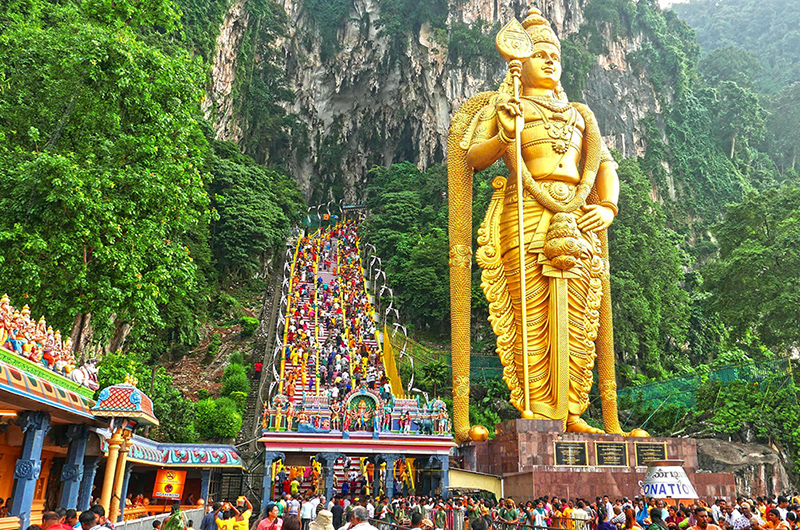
[
  {"xmin": 350, "ymin": 508, "xmax": 379, "ymax": 530},
  {"xmin": 604, "ymin": 498, "xmax": 614, "ymax": 523}
]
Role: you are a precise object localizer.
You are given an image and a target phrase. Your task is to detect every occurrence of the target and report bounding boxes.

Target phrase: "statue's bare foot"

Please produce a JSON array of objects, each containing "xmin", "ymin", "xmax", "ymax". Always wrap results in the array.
[{"xmin": 565, "ymin": 416, "xmax": 604, "ymax": 433}]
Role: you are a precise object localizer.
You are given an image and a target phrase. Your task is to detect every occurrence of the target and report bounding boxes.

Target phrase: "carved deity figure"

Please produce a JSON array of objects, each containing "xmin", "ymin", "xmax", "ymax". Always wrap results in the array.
[{"xmin": 448, "ymin": 7, "xmax": 646, "ymax": 442}]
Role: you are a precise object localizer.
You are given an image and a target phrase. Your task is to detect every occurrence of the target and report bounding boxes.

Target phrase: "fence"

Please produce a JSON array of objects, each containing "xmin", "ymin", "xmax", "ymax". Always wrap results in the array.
[
  {"xmin": 391, "ymin": 336, "xmax": 504, "ymax": 381},
  {"xmin": 117, "ymin": 508, "xmax": 205, "ymax": 530},
  {"xmin": 617, "ymin": 357, "xmax": 793, "ymax": 409}
]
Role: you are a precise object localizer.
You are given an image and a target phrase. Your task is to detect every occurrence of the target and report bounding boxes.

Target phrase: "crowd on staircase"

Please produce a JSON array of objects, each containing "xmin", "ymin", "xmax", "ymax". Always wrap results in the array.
[{"xmin": 266, "ymin": 222, "xmax": 394, "ymax": 432}]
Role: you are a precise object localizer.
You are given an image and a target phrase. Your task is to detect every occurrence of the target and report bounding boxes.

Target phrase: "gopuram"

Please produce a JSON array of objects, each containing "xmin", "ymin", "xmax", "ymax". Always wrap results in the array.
[
  {"xmin": 258, "ymin": 222, "xmax": 454, "ymax": 507},
  {"xmin": 447, "ymin": 7, "xmax": 736, "ymax": 499}
]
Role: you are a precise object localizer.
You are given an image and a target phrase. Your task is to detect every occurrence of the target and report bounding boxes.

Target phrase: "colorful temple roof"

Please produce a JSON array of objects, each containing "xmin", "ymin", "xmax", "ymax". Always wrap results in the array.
[
  {"xmin": 92, "ymin": 382, "xmax": 159, "ymax": 426},
  {"xmin": 96, "ymin": 430, "xmax": 245, "ymax": 468},
  {"xmin": 0, "ymin": 345, "xmax": 94, "ymax": 398},
  {"xmin": 0, "ymin": 357, "xmax": 97, "ymax": 421}
]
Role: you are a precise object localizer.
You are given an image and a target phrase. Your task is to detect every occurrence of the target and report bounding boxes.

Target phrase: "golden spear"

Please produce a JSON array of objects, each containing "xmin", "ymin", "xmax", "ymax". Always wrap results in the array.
[{"xmin": 496, "ymin": 19, "xmax": 535, "ymax": 418}]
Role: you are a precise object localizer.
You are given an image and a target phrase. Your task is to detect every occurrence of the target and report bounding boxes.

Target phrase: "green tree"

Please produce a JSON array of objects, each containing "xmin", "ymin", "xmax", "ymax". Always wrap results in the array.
[
  {"xmin": 208, "ymin": 141, "xmax": 304, "ymax": 281},
  {"xmin": 675, "ymin": 0, "xmax": 800, "ymax": 94},
  {"xmin": 710, "ymin": 81, "xmax": 765, "ymax": 159},
  {"xmin": 418, "ymin": 358, "xmax": 450, "ymax": 397},
  {"xmin": 699, "ymin": 46, "xmax": 759, "ymax": 89},
  {"xmin": 762, "ymin": 83, "xmax": 800, "ymax": 176},
  {"xmin": 0, "ymin": 0, "xmax": 210, "ymax": 347},
  {"xmin": 706, "ymin": 186, "xmax": 800, "ymax": 350},
  {"xmin": 609, "ymin": 158, "xmax": 690, "ymax": 381},
  {"xmin": 694, "ymin": 373, "xmax": 800, "ymax": 473}
]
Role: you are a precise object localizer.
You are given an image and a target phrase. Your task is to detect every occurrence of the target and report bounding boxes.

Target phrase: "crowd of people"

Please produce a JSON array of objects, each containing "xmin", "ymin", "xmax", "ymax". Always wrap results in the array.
[
  {"xmin": 25, "ymin": 503, "xmax": 197, "ymax": 530},
  {"xmin": 204, "ymin": 492, "xmax": 800, "ymax": 530},
  {"xmin": 21, "ymin": 492, "xmax": 800, "ymax": 530},
  {"xmin": 266, "ymin": 222, "xmax": 396, "ymax": 433}
]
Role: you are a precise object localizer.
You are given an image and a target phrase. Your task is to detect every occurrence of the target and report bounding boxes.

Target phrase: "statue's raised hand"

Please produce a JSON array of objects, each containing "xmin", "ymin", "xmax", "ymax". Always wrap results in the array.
[{"xmin": 495, "ymin": 93, "xmax": 522, "ymax": 139}]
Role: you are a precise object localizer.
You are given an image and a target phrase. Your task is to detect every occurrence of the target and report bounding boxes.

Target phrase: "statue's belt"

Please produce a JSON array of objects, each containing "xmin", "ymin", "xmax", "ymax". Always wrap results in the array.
[{"xmin": 501, "ymin": 181, "xmax": 591, "ymax": 280}]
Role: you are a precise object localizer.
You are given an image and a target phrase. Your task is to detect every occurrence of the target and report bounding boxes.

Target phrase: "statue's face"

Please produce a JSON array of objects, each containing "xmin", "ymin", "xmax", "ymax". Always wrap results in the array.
[{"xmin": 522, "ymin": 42, "xmax": 561, "ymax": 90}]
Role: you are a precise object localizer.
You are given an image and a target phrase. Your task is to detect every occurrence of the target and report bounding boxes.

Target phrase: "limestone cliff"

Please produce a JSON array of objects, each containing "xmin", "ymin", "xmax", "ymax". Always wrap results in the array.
[
  {"xmin": 209, "ymin": 0, "xmax": 663, "ymax": 201},
  {"xmin": 696, "ymin": 438, "xmax": 794, "ymax": 498}
]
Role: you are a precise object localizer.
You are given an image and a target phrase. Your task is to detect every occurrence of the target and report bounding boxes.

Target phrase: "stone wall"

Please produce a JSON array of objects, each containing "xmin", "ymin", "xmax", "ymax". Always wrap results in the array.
[{"xmin": 460, "ymin": 419, "xmax": 737, "ymax": 501}]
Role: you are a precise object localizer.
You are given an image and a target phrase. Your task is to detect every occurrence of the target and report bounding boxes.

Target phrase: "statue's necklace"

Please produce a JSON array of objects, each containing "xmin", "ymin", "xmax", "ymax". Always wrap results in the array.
[{"xmin": 523, "ymin": 96, "xmax": 577, "ymax": 155}]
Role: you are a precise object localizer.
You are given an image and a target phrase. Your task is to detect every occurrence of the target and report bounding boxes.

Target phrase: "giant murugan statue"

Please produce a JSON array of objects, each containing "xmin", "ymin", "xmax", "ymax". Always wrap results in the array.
[{"xmin": 448, "ymin": 8, "xmax": 646, "ymax": 442}]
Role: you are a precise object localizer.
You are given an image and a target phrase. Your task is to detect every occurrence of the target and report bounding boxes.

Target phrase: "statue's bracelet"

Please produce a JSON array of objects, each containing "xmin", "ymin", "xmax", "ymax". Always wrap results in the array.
[
  {"xmin": 600, "ymin": 200, "xmax": 619, "ymax": 217},
  {"xmin": 498, "ymin": 129, "xmax": 513, "ymax": 145}
]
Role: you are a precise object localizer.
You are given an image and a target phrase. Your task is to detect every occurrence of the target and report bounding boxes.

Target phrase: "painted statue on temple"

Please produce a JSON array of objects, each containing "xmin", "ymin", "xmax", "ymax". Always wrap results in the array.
[
  {"xmin": 447, "ymin": 7, "xmax": 647, "ymax": 442},
  {"xmin": 330, "ymin": 401, "xmax": 342, "ymax": 431},
  {"xmin": 0, "ymin": 295, "xmax": 81, "ymax": 377},
  {"xmin": 382, "ymin": 403, "xmax": 393, "ymax": 432}
]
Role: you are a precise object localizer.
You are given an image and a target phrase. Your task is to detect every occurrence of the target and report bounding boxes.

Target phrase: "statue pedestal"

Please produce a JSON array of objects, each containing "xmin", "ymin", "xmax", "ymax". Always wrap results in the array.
[{"xmin": 458, "ymin": 419, "xmax": 736, "ymax": 500}]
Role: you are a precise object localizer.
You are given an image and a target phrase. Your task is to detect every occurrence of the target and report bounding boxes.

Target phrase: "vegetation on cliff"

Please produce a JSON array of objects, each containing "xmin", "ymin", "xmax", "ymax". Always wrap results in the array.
[{"xmin": 0, "ymin": 0, "xmax": 303, "ymax": 442}]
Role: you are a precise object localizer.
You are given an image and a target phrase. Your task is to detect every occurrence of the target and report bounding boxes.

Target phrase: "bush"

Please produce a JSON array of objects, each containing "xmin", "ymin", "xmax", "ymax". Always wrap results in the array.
[
  {"xmin": 228, "ymin": 351, "xmax": 246, "ymax": 366},
  {"xmin": 196, "ymin": 397, "xmax": 242, "ymax": 440},
  {"xmin": 221, "ymin": 372, "xmax": 250, "ymax": 396},
  {"xmin": 194, "ymin": 399, "xmax": 217, "ymax": 440},
  {"xmin": 240, "ymin": 316, "xmax": 260, "ymax": 337},
  {"xmin": 228, "ymin": 391, "xmax": 248, "ymax": 413},
  {"xmin": 223, "ymin": 363, "xmax": 247, "ymax": 381},
  {"xmin": 215, "ymin": 409, "xmax": 243, "ymax": 439},
  {"xmin": 215, "ymin": 397, "xmax": 238, "ymax": 412},
  {"xmin": 197, "ymin": 388, "xmax": 209, "ymax": 400}
]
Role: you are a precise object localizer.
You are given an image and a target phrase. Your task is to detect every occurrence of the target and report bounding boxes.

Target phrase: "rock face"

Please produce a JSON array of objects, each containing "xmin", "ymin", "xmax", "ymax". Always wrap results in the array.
[
  {"xmin": 696, "ymin": 438, "xmax": 794, "ymax": 498},
  {"xmin": 209, "ymin": 0, "xmax": 662, "ymax": 200},
  {"xmin": 204, "ymin": 0, "xmax": 250, "ymax": 144}
]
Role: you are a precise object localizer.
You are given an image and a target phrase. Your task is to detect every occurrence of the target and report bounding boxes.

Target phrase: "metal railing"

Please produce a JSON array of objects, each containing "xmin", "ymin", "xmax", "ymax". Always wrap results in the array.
[{"xmin": 117, "ymin": 508, "xmax": 205, "ymax": 530}]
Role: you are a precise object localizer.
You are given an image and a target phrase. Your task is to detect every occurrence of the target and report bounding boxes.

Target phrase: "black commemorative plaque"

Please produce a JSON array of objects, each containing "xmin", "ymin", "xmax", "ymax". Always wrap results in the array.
[
  {"xmin": 554, "ymin": 441, "xmax": 588, "ymax": 466},
  {"xmin": 635, "ymin": 442, "xmax": 667, "ymax": 467},
  {"xmin": 595, "ymin": 442, "xmax": 628, "ymax": 466}
]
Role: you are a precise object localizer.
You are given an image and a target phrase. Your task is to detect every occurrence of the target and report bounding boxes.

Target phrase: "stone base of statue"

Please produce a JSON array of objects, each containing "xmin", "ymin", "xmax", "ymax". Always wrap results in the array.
[{"xmin": 457, "ymin": 419, "xmax": 736, "ymax": 499}]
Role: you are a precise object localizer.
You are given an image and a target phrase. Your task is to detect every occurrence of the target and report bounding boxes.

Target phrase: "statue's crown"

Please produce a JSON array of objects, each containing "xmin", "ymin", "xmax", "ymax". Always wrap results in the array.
[{"xmin": 522, "ymin": 7, "xmax": 561, "ymax": 51}]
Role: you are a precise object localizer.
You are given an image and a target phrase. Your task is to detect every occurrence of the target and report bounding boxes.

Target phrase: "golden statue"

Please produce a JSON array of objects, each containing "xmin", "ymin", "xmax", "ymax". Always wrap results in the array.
[{"xmin": 448, "ymin": 8, "xmax": 647, "ymax": 442}]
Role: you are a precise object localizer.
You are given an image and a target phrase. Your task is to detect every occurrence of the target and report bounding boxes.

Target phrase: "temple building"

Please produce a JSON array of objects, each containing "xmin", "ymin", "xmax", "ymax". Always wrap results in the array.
[{"xmin": 0, "ymin": 341, "xmax": 243, "ymax": 530}]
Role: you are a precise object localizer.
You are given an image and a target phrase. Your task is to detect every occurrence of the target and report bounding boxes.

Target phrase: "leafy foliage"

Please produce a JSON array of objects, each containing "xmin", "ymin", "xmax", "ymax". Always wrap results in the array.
[
  {"xmin": 674, "ymin": 0, "xmax": 800, "ymax": 94},
  {"xmin": 194, "ymin": 397, "xmax": 242, "ymax": 440},
  {"xmin": 608, "ymin": 158, "xmax": 690, "ymax": 381},
  {"xmin": 0, "ymin": 0, "xmax": 210, "ymax": 341},
  {"xmin": 706, "ymin": 186, "xmax": 800, "ymax": 350},
  {"xmin": 695, "ymin": 373, "xmax": 800, "ymax": 475},
  {"xmin": 208, "ymin": 141, "xmax": 304, "ymax": 280},
  {"xmin": 447, "ymin": 21, "xmax": 503, "ymax": 75}
]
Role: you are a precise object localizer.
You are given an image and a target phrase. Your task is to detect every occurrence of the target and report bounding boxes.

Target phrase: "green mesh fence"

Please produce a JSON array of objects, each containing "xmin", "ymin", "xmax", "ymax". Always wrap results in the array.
[
  {"xmin": 391, "ymin": 334, "xmax": 794, "ymax": 409},
  {"xmin": 391, "ymin": 336, "xmax": 505, "ymax": 382},
  {"xmin": 617, "ymin": 357, "xmax": 794, "ymax": 409}
]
